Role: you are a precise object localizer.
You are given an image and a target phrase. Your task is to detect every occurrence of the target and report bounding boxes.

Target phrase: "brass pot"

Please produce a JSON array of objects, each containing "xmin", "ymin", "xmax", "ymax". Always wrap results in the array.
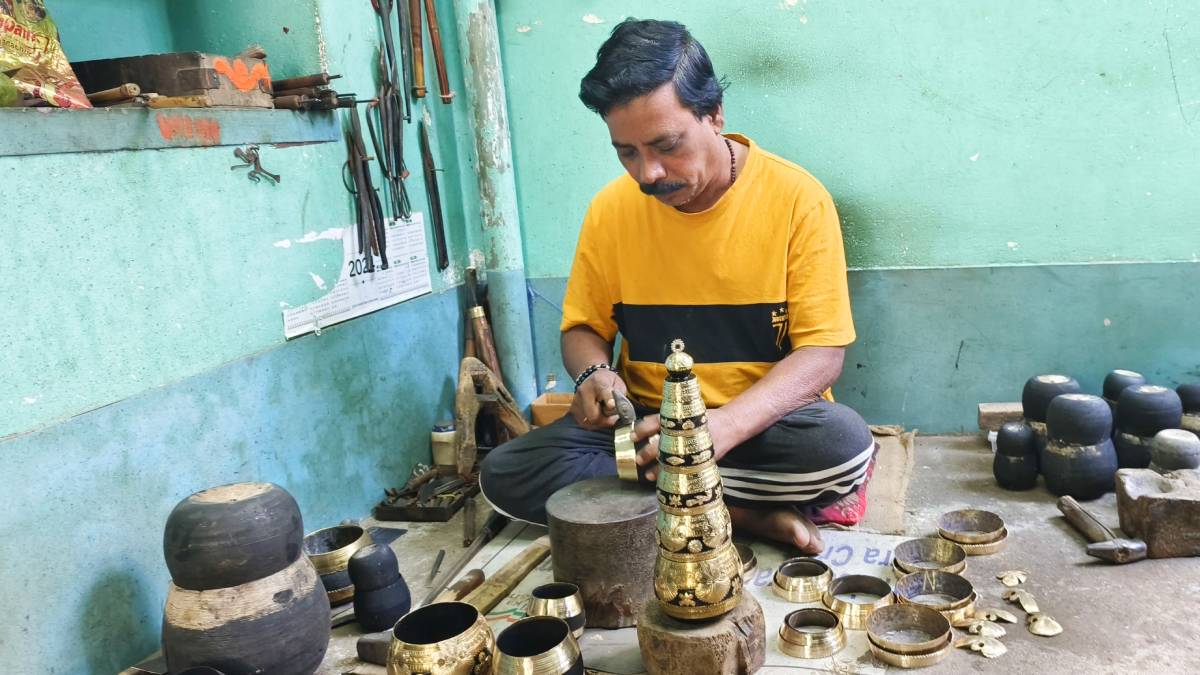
[
  {"xmin": 527, "ymin": 583, "xmax": 586, "ymax": 639},
  {"xmin": 893, "ymin": 571, "xmax": 975, "ymax": 620},
  {"xmin": 821, "ymin": 575, "xmax": 893, "ymax": 630},
  {"xmin": 893, "ymin": 537, "xmax": 967, "ymax": 575},
  {"xmin": 655, "ymin": 499, "xmax": 731, "ymax": 559},
  {"xmin": 772, "ymin": 557, "xmax": 833, "ymax": 603},
  {"xmin": 654, "ymin": 542, "xmax": 743, "ymax": 620},
  {"xmin": 936, "ymin": 509, "xmax": 1005, "ymax": 545},
  {"xmin": 304, "ymin": 525, "xmax": 372, "ymax": 604},
  {"xmin": 656, "ymin": 465, "xmax": 722, "ymax": 512},
  {"xmin": 387, "ymin": 601, "xmax": 494, "ymax": 675},
  {"xmin": 494, "ymin": 616, "xmax": 583, "ymax": 674},
  {"xmin": 778, "ymin": 608, "xmax": 846, "ymax": 659},
  {"xmin": 865, "ymin": 603, "xmax": 951, "ymax": 655}
]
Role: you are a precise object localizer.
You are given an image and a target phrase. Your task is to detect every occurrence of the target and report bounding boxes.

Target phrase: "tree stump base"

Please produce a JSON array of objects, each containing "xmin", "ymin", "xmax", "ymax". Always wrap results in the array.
[
  {"xmin": 636, "ymin": 594, "xmax": 766, "ymax": 675},
  {"xmin": 547, "ymin": 476, "xmax": 659, "ymax": 628}
]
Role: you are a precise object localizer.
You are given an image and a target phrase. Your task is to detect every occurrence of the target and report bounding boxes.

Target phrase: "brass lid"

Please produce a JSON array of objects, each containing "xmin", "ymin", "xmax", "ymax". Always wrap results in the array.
[{"xmin": 664, "ymin": 339, "xmax": 694, "ymax": 375}]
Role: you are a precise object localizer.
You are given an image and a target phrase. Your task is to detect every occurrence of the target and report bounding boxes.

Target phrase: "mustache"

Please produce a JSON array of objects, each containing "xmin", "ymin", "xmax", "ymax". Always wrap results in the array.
[{"xmin": 639, "ymin": 180, "xmax": 686, "ymax": 196}]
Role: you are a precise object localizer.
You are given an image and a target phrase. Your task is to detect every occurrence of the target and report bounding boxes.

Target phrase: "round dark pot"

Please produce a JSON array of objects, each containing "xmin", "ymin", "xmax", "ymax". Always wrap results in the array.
[
  {"xmin": 163, "ymin": 482, "xmax": 303, "ymax": 591},
  {"xmin": 353, "ymin": 575, "xmax": 412, "ymax": 632},
  {"xmin": 162, "ymin": 556, "xmax": 331, "ymax": 675},
  {"xmin": 1022, "ymin": 374, "xmax": 1082, "ymax": 423},
  {"xmin": 1103, "ymin": 369, "xmax": 1146, "ymax": 406},
  {"xmin": 1114, "ymin": 431, "xmax": 1153, "ymax": 468},
  {"xmin": 996, "ymin": 422, "xmax": 1037, "ymax": 458},
  {"xmin": 1149, "ymin": 429, "xmax": 1200, "ymax": 473},
  {"xmin": 1041, "ymin": 438, "xmax": 1118, "ymax": 500},
  {"xmin": 348, "ymin": 543, "xmax": 400, "ymax": 592},
  {"xmin": 993, "ymin": 453, "xmax": 1038, "ymax": 491},
  {"xmin": 1046, "ymin": 394, "xmax": 1112, "ymax": 446},
  {"xmin": 1116, "ymin": 385, "xmax": 1183, "ymax": 438},
  {"xmin": 1179, "ymin": 384, "xmax": 1200, "ymax": 435}
]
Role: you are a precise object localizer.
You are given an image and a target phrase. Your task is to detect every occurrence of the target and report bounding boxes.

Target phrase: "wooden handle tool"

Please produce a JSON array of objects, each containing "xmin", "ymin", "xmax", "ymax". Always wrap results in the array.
[{"xmin": 461, "ymin": 536, "xmax": 551, "ymax": 614}]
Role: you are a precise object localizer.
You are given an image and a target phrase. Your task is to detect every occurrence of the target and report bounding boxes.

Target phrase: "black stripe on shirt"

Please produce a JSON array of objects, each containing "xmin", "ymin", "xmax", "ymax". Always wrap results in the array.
[{"xmin": 613, "ymin": 302, "xmax": 791, "ymax": 364}]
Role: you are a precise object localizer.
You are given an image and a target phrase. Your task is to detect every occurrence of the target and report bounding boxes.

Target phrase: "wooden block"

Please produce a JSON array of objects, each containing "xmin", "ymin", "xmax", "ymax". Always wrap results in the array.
[
  {"xmin": 547, "ymin": 477, "xmax": 659, "ymax": 628},
  {"xmin": 636, "ymin": 594, "xmax": 766, "ymax": 675},
  {"xmin": 978, "ymin": 402, "xmax": 1024, "ymax": 431},
  {"xmin": 460, "ymin": 536, "xmax": 550, "ymax": 613}
]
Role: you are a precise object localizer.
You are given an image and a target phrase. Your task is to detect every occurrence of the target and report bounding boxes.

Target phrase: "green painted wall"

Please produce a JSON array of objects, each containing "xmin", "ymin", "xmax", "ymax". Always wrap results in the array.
[
  {"xmin": 497, "ymin": 1, "xmax": 1200, "ymax": 278},
  {"xmin": 1, "ymin": 1, "xmax": 491, "ymax": 671},
  {"xmin": 3, "ymin": 0, "xmax": 480, "ymax": 438}
]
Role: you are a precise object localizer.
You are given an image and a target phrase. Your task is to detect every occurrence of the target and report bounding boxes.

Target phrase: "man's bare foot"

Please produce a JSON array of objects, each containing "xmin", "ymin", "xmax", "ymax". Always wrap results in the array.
[{"xmin": 728, "ymin": 505, "xmax": 824, "ymax": 555}]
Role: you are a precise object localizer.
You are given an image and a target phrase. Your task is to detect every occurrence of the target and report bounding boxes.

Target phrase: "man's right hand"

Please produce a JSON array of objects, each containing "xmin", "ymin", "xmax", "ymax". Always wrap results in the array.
[{"xmin": 571, "ymin": 368, "xmax": 629, "ymax": 430}]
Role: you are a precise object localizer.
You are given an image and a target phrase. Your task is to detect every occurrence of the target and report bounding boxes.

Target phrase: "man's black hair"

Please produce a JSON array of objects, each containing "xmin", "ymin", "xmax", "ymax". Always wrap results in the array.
[{"xmin": 579, "ymin": 18, "xmax": 726, "ymax": 118}]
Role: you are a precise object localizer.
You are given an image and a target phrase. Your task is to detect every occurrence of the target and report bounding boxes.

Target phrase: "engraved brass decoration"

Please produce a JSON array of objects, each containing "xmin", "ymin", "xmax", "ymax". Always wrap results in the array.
[{"xmin": 652, "ymin": 340, "xmax": 743, "ymax": 620}]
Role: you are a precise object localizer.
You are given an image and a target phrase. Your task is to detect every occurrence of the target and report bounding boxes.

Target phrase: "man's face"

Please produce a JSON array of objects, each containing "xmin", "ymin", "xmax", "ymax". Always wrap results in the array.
[{"xmin": 605, "ymin": 83, "xmax": 723, "ymax": 209}]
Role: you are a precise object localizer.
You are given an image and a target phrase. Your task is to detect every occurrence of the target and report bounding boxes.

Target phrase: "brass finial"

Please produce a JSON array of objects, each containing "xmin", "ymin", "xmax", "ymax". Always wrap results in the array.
[{"xmin": 664, "ymin": 339, "xmax": 694, "ymax": 374}]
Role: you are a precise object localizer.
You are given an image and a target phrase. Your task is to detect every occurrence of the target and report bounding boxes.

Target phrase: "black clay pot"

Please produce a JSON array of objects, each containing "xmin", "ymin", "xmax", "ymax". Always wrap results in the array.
[
  {"xmin": 1116, "ymin": 385, "xmax": 1183, "ymax": 438},
  {"xmin": 1103, "ymin": 369, "xmax": 1146, "ymax": 405},
  {"xmin": 1022, "ymin": 374, "xmax": 1082, "ymax": 423},
  {"xmin": 163, "ymin": 482, "xmax": 303, "ymax": 591},
  {"xmin": 1179, "ymin": 383, "xmax": 1200, "ymax": 413},
  {"xmin": 994, "ymin": 422, "xmax": 1038, "ymax": 490},
  {"xmin": 162, "ymin": 556, "xmax": 331, "ymax": 675},
  {"xmin": 1046, "ymin": 394, "xmax": 1112, "ymax": 446},
  {"xmin": 1041, "ymin": 437, "xmax": 1119, "ymax": 500},
  {"xmin": 354, "ymin": 575, "xmax": 412, "ymax": 632},
  {"xmin": 1149, "ymin": 429, "xmax": 1200, "ymax": 473},
  {"xmin": 349, "ymin": 543, "xmax": 400, "ymax": 592}
]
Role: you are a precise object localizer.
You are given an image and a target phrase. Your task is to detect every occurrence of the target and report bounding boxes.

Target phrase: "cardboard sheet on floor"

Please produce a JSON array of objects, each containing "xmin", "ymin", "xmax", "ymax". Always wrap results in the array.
[{"xmin": 467, "ymin": 522, "xmax": 913, "ymax": 674}]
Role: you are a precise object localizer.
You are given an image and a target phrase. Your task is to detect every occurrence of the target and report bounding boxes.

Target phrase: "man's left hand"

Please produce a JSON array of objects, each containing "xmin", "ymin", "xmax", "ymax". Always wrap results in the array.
[{"xmin": 634, "ymin": 408, "xmax": 740, "ymax": 481}]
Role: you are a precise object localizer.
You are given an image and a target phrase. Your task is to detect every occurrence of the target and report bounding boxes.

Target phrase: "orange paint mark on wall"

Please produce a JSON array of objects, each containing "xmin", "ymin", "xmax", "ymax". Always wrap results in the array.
[
  {"xmin": 156, "ymin": 113, "xmax": 222, "ymax": 145},
  {"xmin": 213, "ymin": 58, "xmax": 272, "ymax": 92}
]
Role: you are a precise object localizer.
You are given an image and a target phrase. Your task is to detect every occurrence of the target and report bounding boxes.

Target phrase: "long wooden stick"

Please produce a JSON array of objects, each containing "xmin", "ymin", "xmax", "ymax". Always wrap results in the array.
[
  {"xmin": 408, "ymin": 0, "xmax": 426, "ymax": 98},
  {"xmin": 460, "ymin": 536, "xmax": 551, "ymax": 614}
]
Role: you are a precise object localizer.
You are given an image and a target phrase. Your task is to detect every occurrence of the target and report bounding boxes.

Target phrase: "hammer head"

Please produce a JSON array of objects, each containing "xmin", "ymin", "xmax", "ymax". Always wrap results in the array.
[{"xmin": 1086, "ymin": 538, "xmax": 1148, "ymax": 564}]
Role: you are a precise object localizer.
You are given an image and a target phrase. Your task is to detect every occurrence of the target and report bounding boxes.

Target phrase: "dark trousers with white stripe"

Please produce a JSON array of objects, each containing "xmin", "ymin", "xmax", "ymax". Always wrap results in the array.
[{"xmin": 479, "ymin": 399, "xmax": 875, "ymax": 525}]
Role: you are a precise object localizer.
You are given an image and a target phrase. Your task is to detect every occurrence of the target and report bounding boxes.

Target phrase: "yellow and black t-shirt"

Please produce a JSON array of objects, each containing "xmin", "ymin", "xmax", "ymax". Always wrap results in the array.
[{"xmin": 561, "ymin": 134, "xmax": 855, "ymax": 408}]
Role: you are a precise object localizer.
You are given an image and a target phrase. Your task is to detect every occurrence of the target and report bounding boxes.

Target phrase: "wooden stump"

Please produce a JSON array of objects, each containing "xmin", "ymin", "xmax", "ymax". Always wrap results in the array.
[
  {"xmin": 636, "ymin": 594, "xmax": 766, "ymax": 675},
  {"xmin": 546, "ymin": 476, "xmax": 658, "ymax": 628}
]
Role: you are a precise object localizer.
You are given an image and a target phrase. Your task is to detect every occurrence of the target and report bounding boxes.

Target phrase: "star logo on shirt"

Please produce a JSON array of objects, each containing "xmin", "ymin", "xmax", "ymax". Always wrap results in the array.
[{"xmin": 771, "ymin": 307, "xmax": 789, "ymax": 350}]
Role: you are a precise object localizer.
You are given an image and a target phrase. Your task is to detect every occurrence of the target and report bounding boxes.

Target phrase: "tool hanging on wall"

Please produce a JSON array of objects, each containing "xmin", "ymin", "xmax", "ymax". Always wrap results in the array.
[
  {"xmin": 419, "ymin": 116, "xmax": 451, "ymax": 270},
  {"xmin": 408, "ymin": 0, "xmax": 455, "ymax": 102},
  {"xmin": 343, "ymin": 106, "xmax": 389, "ymax": 271},
  {"xmin": 370, "ymin": 0, "xmax": 413, "ymax": 220}
]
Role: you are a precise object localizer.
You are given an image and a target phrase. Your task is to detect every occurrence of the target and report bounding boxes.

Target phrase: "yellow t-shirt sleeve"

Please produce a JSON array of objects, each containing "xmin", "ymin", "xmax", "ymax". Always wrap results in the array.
[
  {"xmin": 786, "ymin": 195, "xmax": 856, "ymax": 348},
  {"xmin": 560, "ymin": 204, "xmax": 619, "ymax": 341}
]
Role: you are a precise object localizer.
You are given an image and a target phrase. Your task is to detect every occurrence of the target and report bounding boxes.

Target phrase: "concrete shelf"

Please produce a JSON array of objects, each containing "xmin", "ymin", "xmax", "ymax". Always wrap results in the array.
[{"xmin": 0, "ymin": 107, "xmax": 340, "ymax": 157}]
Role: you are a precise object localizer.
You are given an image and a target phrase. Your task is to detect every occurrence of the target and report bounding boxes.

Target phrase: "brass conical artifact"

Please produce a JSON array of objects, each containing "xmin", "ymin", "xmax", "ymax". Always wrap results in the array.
[{"xmin": 653, "ymin": 339, "xmax": 743, "ymax": 620}]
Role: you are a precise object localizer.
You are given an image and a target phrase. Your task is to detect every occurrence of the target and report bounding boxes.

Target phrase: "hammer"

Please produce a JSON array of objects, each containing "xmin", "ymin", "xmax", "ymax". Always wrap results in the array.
[{"xmin": 1056, "ymin": 496, "xmax": 1147, "ymax": 564}]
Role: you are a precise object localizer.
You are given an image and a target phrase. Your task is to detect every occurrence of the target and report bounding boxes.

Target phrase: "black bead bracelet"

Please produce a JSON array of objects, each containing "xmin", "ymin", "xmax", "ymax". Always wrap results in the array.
[{"xmin": 573, "ymin": 363, "xmax": 613, "ymax": 390}]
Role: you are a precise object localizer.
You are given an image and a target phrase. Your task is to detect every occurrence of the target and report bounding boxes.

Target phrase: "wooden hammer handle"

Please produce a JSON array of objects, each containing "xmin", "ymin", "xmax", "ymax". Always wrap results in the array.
[
  {"xmin": 1057, "ymin": 495, "xmax": 1116, "ymax": 543},
  {"xmin": 409, "ymin": 0, "xmax": 426, "ymax": 97}
]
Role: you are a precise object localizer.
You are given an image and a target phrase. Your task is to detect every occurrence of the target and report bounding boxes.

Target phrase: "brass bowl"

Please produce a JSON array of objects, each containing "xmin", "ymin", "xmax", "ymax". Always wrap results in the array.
[
  {"xmin": 778, "ymin": 608, "xmax": 845, "ymax": 659},
  {"xmin": 772, "ymin": 557, "xmax": 833, "ymax": 603},
  {"xmin": 304, "ymin": 524, "xmax": 372, "ymax": 604},
  {"xmin": 494, "ymin": 616, "xmax": 583, "ymax": 674},
  {"xmin": 936, "ymin": 509, "xmax": 1005, "ymax": 544},
  {"xmin": 655, "ymin": 543, "xmax": 743, "ymax": 620},
  {"xmin": 527, "ymin": 582, "xmax": 586, "ymax": 639},
  {"xmin": 387, "ymin": 601, "xmax": 494, "ymax": 675},
  {"xmin": 956, "ymin": 528, "xmax": 1009, "ymax": 556},
  {"xmin": 821, "ymin": 575, "xmax": 894, "ymax": 630},
  {"xmin": 868, "ymin": 635, "xmax": 952, "ymax": 668},
  {"xmin": 865, "ymin": 603, "xmax": 951, "ymax": 655},
  {"xmin": 893, "ymin": 538, "xmax": 967, "ymax": 574},
  {"xmin": 893, "ymin": 571, "xmax": 974, "ymax": 612},
  {"xmin": 656, "ymin": 500, "xmax": 732, "ymax": 559}
]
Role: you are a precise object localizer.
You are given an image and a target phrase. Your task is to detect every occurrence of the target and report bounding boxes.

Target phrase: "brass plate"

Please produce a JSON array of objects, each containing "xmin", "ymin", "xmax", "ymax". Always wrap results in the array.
[
  {"xmin": 893, "ymin": 537, "xmax": 968, "ymax": 575},
  {"xmin": 954, "ymin": 528, "xmax": 1009, "ymax": 556}
]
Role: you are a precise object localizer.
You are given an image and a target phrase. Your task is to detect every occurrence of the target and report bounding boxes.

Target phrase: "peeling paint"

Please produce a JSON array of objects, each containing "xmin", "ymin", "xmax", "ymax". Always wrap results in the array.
[
  {"xmin": 970, "ymin": 151, "xmax": 981, "ymax": 161},
  {"xmin": 1104, "ymin": 318, "xmax": 1113, "ymax": 326},
  {"xmin": 273, "ymin": 239, "xmax": 292, "ymax": 248},
  {"xmin": 295, "ymin": 227, "xmax": 344, "ymax": 244},
  {"xmin": 1007, "ymin": 241, "xmax": 1020, "ymax": 250},
  {"xmin": 582, "ymin": 13, "xmax": 604, "ymax": 24},
  {"xmin": 516, "ymin": 23, "xmax": 531, "ymax": 33},
  {"xmin": 309, "ymin": 272, "xmax": 327, "ymax": 290},
  {"xmin": 22, "ymin": 396, "xmax": 39, "ymax": 405}
]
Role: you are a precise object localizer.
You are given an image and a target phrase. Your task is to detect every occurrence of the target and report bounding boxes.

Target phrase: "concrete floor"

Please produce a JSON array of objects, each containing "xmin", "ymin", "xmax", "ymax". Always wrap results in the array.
[{"xmin": 319, "ymin": 436, "xmax": 1200, "ymax": 674}]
